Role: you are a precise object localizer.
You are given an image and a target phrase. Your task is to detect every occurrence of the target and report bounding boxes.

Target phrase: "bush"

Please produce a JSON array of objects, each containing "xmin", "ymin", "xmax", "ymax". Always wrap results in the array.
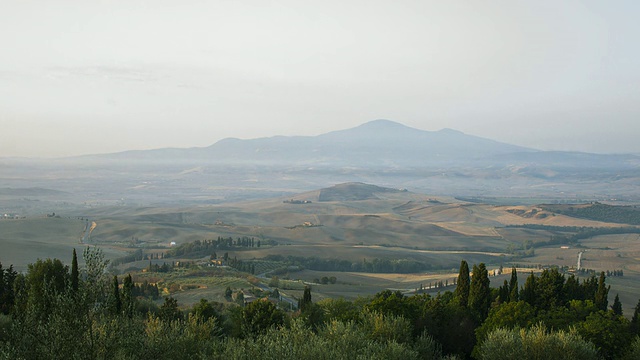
[{"xmin": 478, "ymin": 324, "xmax": 598, "ymax": 360}]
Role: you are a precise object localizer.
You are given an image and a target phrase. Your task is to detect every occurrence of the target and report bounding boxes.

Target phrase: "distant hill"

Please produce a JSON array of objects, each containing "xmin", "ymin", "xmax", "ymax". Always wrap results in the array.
[
  {"xmin": 0, "ymin": 187, "xmax": 68, "ymax": 197},
  {"xmin": 87, "ymin": 119, "xmax": 536, "ymax": 167},
  {"xmin": 317, "ymin": 182, "xmax": 407, "ymax": 202},
  {"xmin": 2, "ymin": 120, "xmax": 639, "ymax": 204},
  {"xmin": 540, "ymin": 203, "xmax": 640, "ymax": 225}
]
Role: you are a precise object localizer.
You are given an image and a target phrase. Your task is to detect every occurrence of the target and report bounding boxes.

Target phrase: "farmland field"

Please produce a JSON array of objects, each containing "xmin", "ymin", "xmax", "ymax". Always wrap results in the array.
[{"xmin": 2, "ymin": 184, "xmax": 640, "ymax": 311}]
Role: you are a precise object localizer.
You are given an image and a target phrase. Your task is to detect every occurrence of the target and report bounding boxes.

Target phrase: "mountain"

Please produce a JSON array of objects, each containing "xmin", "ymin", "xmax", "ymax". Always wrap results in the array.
[
  {"xmin": 89, "ymin": 119, "xmax": 640, "ymax": 171},
  {"xmin": 2, "ymin": 120, "xmax": 639, "ymax": 204},
  {"xmin": 89, "ymin": 119, "xmax": 535, "ymax": 167},
  {"xmin": 205, "ymin": 119, "xmax": 538, "ymax": 166}
]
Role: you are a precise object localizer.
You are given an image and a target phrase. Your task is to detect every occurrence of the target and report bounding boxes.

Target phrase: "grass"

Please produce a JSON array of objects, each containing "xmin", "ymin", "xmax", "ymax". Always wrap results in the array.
[{"xmin": 0, "ymin": 217, "xmax": 126, "ymax": 272}]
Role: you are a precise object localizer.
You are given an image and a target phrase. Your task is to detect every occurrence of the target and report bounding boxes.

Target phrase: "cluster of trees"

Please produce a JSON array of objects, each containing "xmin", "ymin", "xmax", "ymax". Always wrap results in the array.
[
  {"xmin": 166, "ymin": 236, "xmax": 261, "ymax": 258},
  {"xmin": 226, "ymin": 257, "xmax": 256, "ymax": 274},
  {"xmin": 264, "ymin": 255, "xmax": 431, "ymax": 274},
  {"xmin": 110, "ymin": 249, "xmax": 165, "ymax": 267},
  {"xmin": 131, "ymin": 280, "xmax": 160, "ymax": 300},
  {"xmin": 314, "ymin": 276, "xmax": 337, "ymax": 285},
  {"xmin": 540, "ymin": 203, "xmax": 640, "ymax": 225},
  {"xmin": 3, "ymin": 251, "xmax": 640, "ymax": 359},
  {"xmin": 145, "ymin": 262, "xmax": 174, "ymax": 273}
]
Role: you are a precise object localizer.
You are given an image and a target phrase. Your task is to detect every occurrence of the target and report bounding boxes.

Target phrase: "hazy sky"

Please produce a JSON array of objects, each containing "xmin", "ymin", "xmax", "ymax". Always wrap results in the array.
[{"xmin": 1, "ymin": 0, "xmax": 639, "ymax": 157}]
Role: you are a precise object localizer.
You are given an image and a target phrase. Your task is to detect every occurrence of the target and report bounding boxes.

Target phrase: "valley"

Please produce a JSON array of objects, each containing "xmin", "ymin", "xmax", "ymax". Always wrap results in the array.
[{"xmin": 3, "ymin": 182, "xmax": 640, "ymax": 314}]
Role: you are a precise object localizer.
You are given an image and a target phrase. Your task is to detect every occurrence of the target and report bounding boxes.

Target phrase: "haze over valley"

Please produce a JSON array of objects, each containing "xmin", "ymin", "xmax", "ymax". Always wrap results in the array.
[
  {"xmin": 2, "ymin": 120, "xmax": 639, "ymax": 211},
  {"xmin": 2, "ymin": 2, "xmax": 640, "ymax": 358}
]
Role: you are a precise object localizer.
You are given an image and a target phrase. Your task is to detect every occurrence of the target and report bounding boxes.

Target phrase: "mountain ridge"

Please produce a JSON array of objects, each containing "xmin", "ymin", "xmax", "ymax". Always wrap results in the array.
[{"xmin": 84, "ymin": 119, "xmax": 542, "ymax": 165}]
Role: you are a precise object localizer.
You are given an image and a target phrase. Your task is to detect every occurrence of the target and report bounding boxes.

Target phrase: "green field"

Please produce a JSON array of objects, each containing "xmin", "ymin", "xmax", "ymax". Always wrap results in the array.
[{"xmin": 0, "ymin": 217, "xmax": 126, "ymax": 272}]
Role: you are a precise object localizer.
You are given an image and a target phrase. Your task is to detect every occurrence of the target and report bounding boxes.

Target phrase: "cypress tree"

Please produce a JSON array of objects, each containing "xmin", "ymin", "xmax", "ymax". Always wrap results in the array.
[
  {"xmin": 469, "ymin": 263, "xmax": 491, "ymax": 320},
  {"xmin": 455, "ymin": 260, "xmax": 470, "ymax": 307},
  {"xmin": 110, "ymin": 275, "xmax": 121, "ymax": 315},
  {"xmin": 122, "ymin": 273, "xmax": 134, "ymax": 318},
  {"xmin": 595, "ymin": 271, "xmax": 609, "ymax": 311},
  {"xmin": 71, "ymin": 248, "xmax": 79, "ymax": 292},
  {"xmin": 521, "ymin": 272, "xmax": 537, "ymax": 306},
  {"xmin": 631, "ymin": 298, "xmax": 640, "ymax": 335},
  {"xmin": 612, "ymin": 293, "xmax": 622, "ymax": 316},
  {"xmin": 498, "ymin": 280, "xmax": 509, "ymax": 303},
  {"xmin": 509, "ymin": 267, "xmax": 519, "ymax": 302},
  {"xmin": 0, "ymin": 264, "xmax": 16, "ymax": 314},
  {"xmin": 299, "ymin": 286, "xmax": 312, "ymax": 311},
  {"xmin": 563, "ymin": 274, "xmax": 582, "ymax": 302}
]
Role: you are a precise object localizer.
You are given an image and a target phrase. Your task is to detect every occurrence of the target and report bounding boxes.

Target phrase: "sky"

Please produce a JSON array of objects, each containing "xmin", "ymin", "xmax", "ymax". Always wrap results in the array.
[{"xmin": 1, "ymin": 0, "xmax": 639, "ymax": 157}]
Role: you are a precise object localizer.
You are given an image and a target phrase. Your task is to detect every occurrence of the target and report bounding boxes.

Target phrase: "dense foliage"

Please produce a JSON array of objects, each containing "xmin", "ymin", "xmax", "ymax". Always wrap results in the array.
[{"xmin": 1, "ymin": 252, "xmax": 639, "ymax": 359}]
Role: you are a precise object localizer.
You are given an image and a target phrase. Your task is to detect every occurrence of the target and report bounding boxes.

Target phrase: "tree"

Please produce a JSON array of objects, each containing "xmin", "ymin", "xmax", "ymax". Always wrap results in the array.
[
  {"xmin": 366, "ymin": 290, "xmax": 422, "ymax": 322},
  {"xmin": 191, "ymin": 298, "xmax": 219, "ymax": 321},
  {"xmin": 241, "ymin": 299, "xmax": 286, "ymax": 337},
  {"xmin": 109, "ymin": 275, "xmax": 121, "ymax": 315},
  {"xmin": 535, "ymin": 268, "xmax": 565, "ymax": 310},
  {"xmin": 159, "ymin": 296, "xmax": 182, "ymax": 322},
  {"xmin": 0, "ymin": 262, "xmax": 4, "ymax": 309},
  {"xmin": 509, "ymin": 267, "xmax": 519, "ymax": 302},
  {"xmin": 317, "ymin": 298, "xmax": 361, "ymax": 323},
  {"xmin": 422, "ymin": 297, "xmax": 476, "ymax": 357},
  {"xmin": 0, "ymin": 263, "xmax": 17, "ymax": 314},
  {"xmin": 611, "ymin": 293, "xmax": 623, "ymax": 316},
  {"xmin": 70, "ymin": 248, "xmax": 79, "ymax": 292},
  {"xmin": 595, "ymin": 271, "xmax": 610, "ymax": 311},
  {"xmin": 564, "ymin": 274, "xmax": 582, "ymax": 301},
  {"xmin": 578, "ymin": 310, "xmax": 632, "ymax": 359},
  {"xmin": 122, "ymin": 273, "xmax": 135, "ymax": 318},
  {"xmin": 479, "ymin": 324, "xmax": 598, "ymax": 360},
  {"xmin": 622, "ymin": 337, "xmax": 640, "ymax": 360},
  {"xmin": 631, "ymin": 298, "xmax": 640, "ymax": 336},
  {"xmin": 469, "ymin": 263, "xmax": 491, "ymax": 320},
  {"xmin": 236, "ymin": 291, "xmax": 245, "ymax": 306},
  {"xmin": 299, "ymin": 286, "xmax": 312, "ymax": 311},
  {"xmin": 22, "ymin": 258, "xmax": 70, "ymax": 321},
  {"xmin": 474, "ymin": 301, "xmax": 536, "ymax": 349},
  {"xmin": 498, "ymin": 280, "xmax": 509, "ymax": 304},
  {"xmin": 521, "ymin": 272, "xmax": 537, "ymax": 306},
  {"xmin": 271, "ymin": 288, "xmax": 280, "ymax": 299},
  {"xmin": 455, "ymin": 260, "xmax": 470, "ymax": 307}
]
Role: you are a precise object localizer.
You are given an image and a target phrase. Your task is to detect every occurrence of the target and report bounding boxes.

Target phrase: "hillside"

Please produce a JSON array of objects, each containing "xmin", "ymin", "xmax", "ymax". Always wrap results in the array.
[
  {"xmin": 317, "ymin": 182, "xmax": 406, "ymax": 202},
  {"xmin": 540, "ymin": 203, "xmax": 640, "ymax": 225},
  {"xmin": 5, "ymin": 183, "xmax": 640, "ymax": 318}
]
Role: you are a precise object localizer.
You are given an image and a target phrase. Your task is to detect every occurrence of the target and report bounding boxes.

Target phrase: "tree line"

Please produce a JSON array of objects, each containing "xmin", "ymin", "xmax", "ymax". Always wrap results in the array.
[
  {"xmin": 166, "ymin": 236, "xmax": 262, "ymax": 258},
  {"xmin": 264, "ymin": 255, "xmax": 431, "ymax": 274},
  {"xmin": 2, "ymin": 252, "xmax": 640, "ymax": 359}
]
